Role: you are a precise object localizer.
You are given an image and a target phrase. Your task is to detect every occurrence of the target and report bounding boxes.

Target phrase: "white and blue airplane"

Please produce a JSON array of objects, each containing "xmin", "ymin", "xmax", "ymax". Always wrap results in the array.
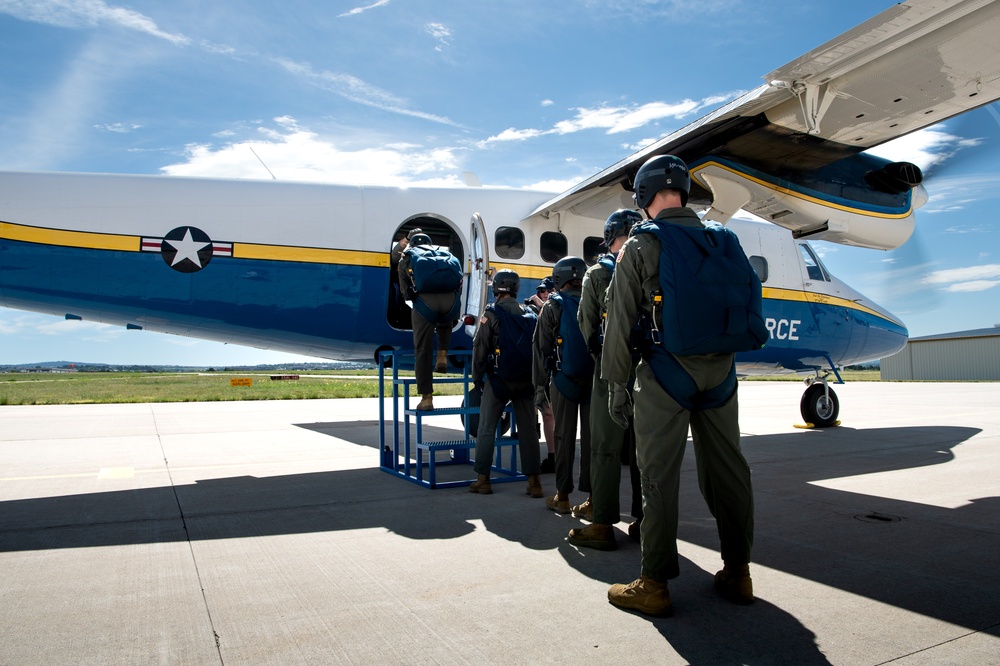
[{"xmin": 1, "ymin": 0, "xmax": 998, "ymax": 426}]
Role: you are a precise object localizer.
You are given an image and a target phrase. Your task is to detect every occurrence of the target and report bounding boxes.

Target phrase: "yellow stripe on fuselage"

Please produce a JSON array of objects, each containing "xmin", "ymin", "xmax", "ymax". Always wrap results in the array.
[
  {"xmin": 690, "ymin": 161, "xmax": 914, "ymax": 220},
  {"xmin": 0, "ymin": 221, "xmax": 138, "ymax": 252},
  {"xmin": 233, "ymin": 243, "xmax": 388, "ymax": 267},
  {"xmin": 763, "ymin": 286, "xmax": 900, "ymax": 325}
]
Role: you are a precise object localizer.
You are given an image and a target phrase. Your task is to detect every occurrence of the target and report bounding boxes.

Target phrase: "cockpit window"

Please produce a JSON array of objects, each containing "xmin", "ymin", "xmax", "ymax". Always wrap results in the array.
[{"xmin": 799, "ymin": 243, "xmax": 829, "ymax": 282}]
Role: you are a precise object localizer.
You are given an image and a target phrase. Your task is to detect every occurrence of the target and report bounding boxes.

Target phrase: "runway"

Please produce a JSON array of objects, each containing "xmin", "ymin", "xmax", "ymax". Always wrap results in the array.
[{"xmin": 1, "ymin": 382, "xmax": 998, "ymax": 665}]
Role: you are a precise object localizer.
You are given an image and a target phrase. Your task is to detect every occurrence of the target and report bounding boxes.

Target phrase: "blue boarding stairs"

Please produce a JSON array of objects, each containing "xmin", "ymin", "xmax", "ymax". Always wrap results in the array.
[{"xmin": 378, "ymin": 349, "xmax": 527, "ymax": 489}]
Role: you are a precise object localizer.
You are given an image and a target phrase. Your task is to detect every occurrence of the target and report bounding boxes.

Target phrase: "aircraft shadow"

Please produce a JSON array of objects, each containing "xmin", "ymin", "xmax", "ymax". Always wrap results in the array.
[{"xmin": 1, "ymin": 422, "xmax": 997, "ymax": 656}]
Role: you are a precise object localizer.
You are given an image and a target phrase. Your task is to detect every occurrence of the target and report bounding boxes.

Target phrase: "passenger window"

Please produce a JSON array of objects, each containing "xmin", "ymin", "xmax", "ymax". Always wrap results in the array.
[
  {"xmin": 798, "ymin": 244, "xmax": 828, "ymax": 281},
  {"xmin": 749, "ymin": 255, "xmax": 768, "ymax": 283},
  {"xmin": 583, "ymin": 237, "xmax": 603, "ymax": 265},
  {"xmin": 495, "ymin": 226, "xmax": 524, "ymax": 260},
  {"xmin": 540, "ymin": 231, "xmax": 567, "ymax": 263}
]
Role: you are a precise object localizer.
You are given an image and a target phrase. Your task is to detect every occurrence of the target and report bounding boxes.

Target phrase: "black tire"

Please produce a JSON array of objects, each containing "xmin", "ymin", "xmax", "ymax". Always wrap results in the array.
[{"xmin": 800, "ymin": 383, "xmax": 840, "ymax": 428}]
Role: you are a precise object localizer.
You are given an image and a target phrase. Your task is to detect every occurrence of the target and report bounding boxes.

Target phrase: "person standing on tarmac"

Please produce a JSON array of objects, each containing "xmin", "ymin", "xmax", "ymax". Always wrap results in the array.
[
  {"xmin": 567, "ymin": 209, "xmax": 644, "ymax": 551},
  {"xmin": 469, "ymin": 269, "xmax": 544, "ymax": 498},
  {"xmin": 397, "ymin": 233, "xmax": 460, "ymax": 411},
  {"xmin": 533, "ymin": 257, "xmax": 593, "ymax": 514},
  {"xmin": 602, "ymin": 155, "xmax": 755, "ymax": 617},
  {"xmin": 526, "ymin": 276, "xmax": 557, "ymax": 474}
]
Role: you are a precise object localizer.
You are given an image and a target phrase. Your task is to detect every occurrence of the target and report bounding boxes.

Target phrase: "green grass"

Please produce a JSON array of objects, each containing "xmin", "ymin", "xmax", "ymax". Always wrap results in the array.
[
  {"xmin": 0, "ymin": 371, "xmax": 469, "ymax": 405},
  {"xmin": 0, "ymin": 368, "xmax": 883, "ymax": 406}
]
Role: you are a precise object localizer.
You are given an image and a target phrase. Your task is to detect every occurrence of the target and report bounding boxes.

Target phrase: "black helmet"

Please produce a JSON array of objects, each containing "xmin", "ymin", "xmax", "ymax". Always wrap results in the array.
[
  {"xmin": 632, "ymin": 154, "xmax": 690, "ymax": 208},
  {"xmin": 408, "ymin": 232, "xmax": 432, "ymax": 246},
  {"xmin": 492, "ymin": 268, "xmax": 520, "ymax": 298},
  {"xmin": 552, "ymin": 256, "xmax": 587, "ymax": 289},
  {"xmin": 602, "ymin": 209, "xmax": 642, "ymax": 247},
  {"xmin": 406, "ymin": 228, "xmax": 424, "ymax": 240},
  {"xmin": 536, "ymin": 276, "xmax": 555, "ymax": 293}
]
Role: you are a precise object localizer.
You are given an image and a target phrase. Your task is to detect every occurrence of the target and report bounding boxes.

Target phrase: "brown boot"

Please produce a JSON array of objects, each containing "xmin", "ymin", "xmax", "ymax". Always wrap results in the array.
[
  {"xmin": 571, "ymin": 496, "xmax": 593, "ymax": 521},
  {"xmin": 568, "ymin": 523, "xmax": 617, "ymax": 551},
  {"xmin": 608, "ymin": 576, "xmax": 672, "ymax": 617},
  {"xmin": 627, "ymin": 518, "xmax": 642, "ymax": 542},
  {"xmin": 416, "ymin": 394, "xmax": 434, "ymax": 411},
  {"xmin": 714, "ymin": 563, "xmax": 754, "ymax": 605},
  {"xmin": 545, "ymin": 492, "xmax": 571, "ymax": 514},
  {"xmin": 525, "ymin": 474, "xmax": 543, "ymax": 498},
  {"xmin": 469, "ymin": 474, "xmax": 493, "ymax": 495},
  {"xmin": 435, "ymin": 350, "xmax": 448, "ymax": 373}
]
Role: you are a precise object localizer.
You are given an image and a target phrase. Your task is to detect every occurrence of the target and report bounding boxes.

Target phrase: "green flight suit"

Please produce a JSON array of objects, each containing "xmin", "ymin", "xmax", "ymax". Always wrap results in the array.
[
  {"xmin": 578, "ymin": 256, "xmax": 642, "ymax": 526},
  {"xmin": 602, "ymin": 207, "xmax": 754, "ymax": 582},
  {"xmin": 532, "ymin": 289, "xmax": 592, "ymax": 497}
]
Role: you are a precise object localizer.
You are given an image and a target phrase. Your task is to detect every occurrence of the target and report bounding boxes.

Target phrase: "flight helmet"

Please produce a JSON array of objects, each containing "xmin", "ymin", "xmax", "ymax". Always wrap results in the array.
[
  {"xmin": 602, "ymin": 209, "xmax": 642, "ymax": 247},
  {"xmin": 408, "ymin": 233, "xmax": 432, "ymax": 246},
  {"xmin": 552, "ymin": 256, "xmax": 588, "ymax": 289},
  {"xmin": 492, "ymin": 269, "xmax": 520, "ymax": 298},
  {"xmin": 632, "ymin": 154, "xmax": 690, "ymax": 208}
]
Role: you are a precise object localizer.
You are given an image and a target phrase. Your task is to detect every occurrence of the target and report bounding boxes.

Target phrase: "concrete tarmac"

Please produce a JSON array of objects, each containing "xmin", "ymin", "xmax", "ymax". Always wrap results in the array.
[{"xmin": 1, "ymin": 382, "xmax": 998, "ymax": 665}]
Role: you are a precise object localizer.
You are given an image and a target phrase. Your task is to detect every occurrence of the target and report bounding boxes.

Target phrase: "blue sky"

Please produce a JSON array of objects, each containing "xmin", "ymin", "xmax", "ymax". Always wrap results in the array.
[{"xmin": 0, "ymin": 0, "xmax": 997, "ymax": 366}]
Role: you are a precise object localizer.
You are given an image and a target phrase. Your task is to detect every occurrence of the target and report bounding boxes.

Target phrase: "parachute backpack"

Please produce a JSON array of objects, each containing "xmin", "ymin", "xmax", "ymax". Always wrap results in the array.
[
  {"xmin": 548, "ymin": 291, "xmax": 594, "ymax": 403},
  {"xmin": 487, "ymin": 304, "xmax": 537, "ymax": 384},
  {"xmin": 406, "ymin": 245, "xmax": 463, "ymax": 294},
  {"xmin": 634, "ymin": 220, "xmax": 767, "ymax": 356}
]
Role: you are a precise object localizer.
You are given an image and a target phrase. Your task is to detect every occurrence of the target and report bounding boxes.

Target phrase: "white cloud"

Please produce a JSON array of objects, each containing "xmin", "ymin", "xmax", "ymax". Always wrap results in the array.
[
  {"xmin": 273, "ymin": 57, "xmax": 459, "ymax": 126},
  {"xmin": 480, "ymin": 93, "xmax": 735, "ymax": 145},
  {"xmin": 159, "ymin": 117, "xmax": 466, "ymax": 187},
  {"xmin": 95, "ymin": 121, "xmax": 141, "ymax": 133},
  {"xmin": 426, "ymin": 22, "xmax": 452, "ymax": 51},
  {"xmin": 0, "ymin": 0, "xmax": 189, "ymax": 45},
  {"xmin": 922, "ymin": 264, "xmax": 1000, "ymax": 285},
  {"xmin": 868, "ymin": 127, "xmax": 982, "ymax": 172},
  {"xmin": 541, "ymin": 100, "xmax": 554, "ymax": 107},
  {"xmin": 945, "ymin": 280, "xmax": 1000, "ymax": 293},
  {"xmin": 338, "ymin": 0, "xmax": 391, "ymax": 18}
]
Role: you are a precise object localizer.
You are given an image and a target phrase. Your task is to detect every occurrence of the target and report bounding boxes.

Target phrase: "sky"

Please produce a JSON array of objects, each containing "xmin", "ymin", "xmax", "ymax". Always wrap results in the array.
[{"xmin": 0, "ymin": 0, "xmax": 997, "ymax": 366}]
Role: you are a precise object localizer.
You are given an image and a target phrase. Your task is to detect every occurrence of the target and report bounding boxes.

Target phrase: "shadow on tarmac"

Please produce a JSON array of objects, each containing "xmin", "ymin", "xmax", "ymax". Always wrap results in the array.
[{"xmin": 2, "ymin": 421, "xmax": 997, "ymax": 660}]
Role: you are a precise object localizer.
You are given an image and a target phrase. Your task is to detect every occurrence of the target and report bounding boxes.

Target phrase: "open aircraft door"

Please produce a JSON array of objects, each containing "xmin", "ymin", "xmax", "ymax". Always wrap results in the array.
[{"xmin": 464, "ymin": 213, "xmax": 491, "ymax": 340}]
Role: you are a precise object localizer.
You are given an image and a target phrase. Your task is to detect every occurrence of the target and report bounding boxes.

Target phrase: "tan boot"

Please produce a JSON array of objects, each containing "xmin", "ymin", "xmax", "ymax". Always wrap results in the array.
[
  {"xmin": 545, "ymin": 492, "xmax": 571, "ymax": 514},
  {"xmin": 571, "ymin": 496, "xmax": 593, "ymax": 521},
  {"xmin": 416, "ymin": 394, "xmax": 434, "ymax": 411},
  {"xmin": 525, "ymin": 474, "xmax": 543, "ymax": 498},
  {"xmin": 469, "ymin": 474, "xmax": 493, "ymax": 495},
  {"xmin": 714, "ymin": 563, "xmax": 754, "ymax": 605},
  {"xmin": 568, "ymin": 523, "xmax": 617, "ymax": 551},
  {"xmin": 608, "ymin": 576, "xmax": 672, "ymax": 617},
  {"xmin": 435, "ymin": 350, "xmax": 448, "ymax": 373}
]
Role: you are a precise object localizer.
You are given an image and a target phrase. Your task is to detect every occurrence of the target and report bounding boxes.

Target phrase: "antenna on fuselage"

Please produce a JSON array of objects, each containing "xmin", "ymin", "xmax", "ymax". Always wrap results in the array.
[{"xmin": 249, "ymin": 146, "xmax": 277, "ymax": 180}]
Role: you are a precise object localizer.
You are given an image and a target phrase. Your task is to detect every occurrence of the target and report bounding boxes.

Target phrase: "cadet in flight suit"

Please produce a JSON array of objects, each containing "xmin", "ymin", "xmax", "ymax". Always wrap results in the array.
[
  {"xmin": 567, "ymin": 209, "xmax": 644, "ymax": 551},
  {"xmin": 469, "ymin": 269, "xmax": 544, "ymax": 498},
  {"xmin": 602, "ymin": 155, "xmax": 755, "ymax": 617},
  {"xmin": 532, "ymin": 256, "xmax": 593, "ymax": 514},
  {"xmin": 397, "ymin": 233, "xmax": 460, "ymax": 411}
]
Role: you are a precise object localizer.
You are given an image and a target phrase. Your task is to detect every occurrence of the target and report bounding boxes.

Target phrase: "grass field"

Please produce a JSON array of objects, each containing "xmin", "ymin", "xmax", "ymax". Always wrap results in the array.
[{"xmin": 0, "ymin": 369, "xmax": 882, "ymax": 406}]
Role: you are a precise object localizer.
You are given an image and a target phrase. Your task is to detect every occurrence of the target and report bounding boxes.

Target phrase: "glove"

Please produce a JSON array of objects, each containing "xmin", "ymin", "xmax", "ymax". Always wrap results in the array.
[
  {"xmin": 609, "ymin": 383, "xmax": 633, "ymax": 429},
  {"xmin": 534, "ymin": 385, "xmax": 549, "ymax": 411},
  {"xmin": 473, "ymin": 379, "xmax": 484, "ymax": 392}
]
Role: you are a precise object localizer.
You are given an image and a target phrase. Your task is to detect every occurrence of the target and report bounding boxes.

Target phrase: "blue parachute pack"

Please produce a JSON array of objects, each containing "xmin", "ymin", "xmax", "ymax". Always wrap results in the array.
[
  {"xmin": 549, "ymin": 292, "xmax": 594, "ymax": 403},
  {"xmin": 406, "ymin": 245, "xmax": 463, "ymax": 294},
  {"xmin": 632, "ymin": 219, "xmax": 767, "ymax": 411},
  {"xmin": 485, "ymin": 303, "xmax": 537, "ymax": 401}
]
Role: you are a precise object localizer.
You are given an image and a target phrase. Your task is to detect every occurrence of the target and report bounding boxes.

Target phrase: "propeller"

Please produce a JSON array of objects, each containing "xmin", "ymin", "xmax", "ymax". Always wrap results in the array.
[{"xmin": 870, "ymin": 102, "xmax": 1000, "ymax": 317}]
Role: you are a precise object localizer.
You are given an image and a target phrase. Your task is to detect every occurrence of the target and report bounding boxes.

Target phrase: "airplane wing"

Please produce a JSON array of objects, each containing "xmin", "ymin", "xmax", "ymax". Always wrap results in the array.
[{"xmin": 526, "ymin": 0, "xmax": 1000, "ymax": 249}]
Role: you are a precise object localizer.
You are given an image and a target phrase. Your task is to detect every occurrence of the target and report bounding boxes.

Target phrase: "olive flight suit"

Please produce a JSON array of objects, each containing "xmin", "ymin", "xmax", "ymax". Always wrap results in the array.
[{"xmin": 601, "ymin": 207, "xmax": 754, "ymax": 582}]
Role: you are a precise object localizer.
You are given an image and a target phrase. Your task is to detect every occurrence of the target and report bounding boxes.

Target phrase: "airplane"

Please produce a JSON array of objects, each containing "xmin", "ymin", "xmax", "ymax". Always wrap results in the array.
[{"xmin": 1, "ymin": 0, "xmax": 999, "ymax": 427}]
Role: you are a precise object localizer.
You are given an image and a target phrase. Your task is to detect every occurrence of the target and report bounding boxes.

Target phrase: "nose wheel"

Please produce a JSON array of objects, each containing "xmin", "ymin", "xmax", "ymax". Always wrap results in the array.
[{"xmin": 800, "ymin": 377, "xmax": 840, "ymax": 428}]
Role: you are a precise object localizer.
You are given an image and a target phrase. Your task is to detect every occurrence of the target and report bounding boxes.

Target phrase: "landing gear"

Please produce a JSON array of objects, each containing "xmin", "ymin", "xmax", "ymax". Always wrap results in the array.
[{"xmin": 800, "ymin": 375, "xmax": 840, "ymax": 428}]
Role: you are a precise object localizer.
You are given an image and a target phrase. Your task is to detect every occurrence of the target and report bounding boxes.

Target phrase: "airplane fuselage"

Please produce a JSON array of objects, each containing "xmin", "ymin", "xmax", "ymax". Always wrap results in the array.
[{"xmin": 0, "ymin": 171, "xmax": 906, "ymax": 373}]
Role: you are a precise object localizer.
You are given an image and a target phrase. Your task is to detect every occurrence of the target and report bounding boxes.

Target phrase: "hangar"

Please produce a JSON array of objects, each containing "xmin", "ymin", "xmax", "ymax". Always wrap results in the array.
[{"xmin": 881, "ymin": 327, "xmax": 1000, "ymax": 381}]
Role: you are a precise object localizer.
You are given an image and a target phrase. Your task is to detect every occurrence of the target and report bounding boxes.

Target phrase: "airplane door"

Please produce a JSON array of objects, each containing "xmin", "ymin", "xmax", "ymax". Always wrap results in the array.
[{"xmin": 464, "ymin": 213, "xmax": 490, "ymax": 340}]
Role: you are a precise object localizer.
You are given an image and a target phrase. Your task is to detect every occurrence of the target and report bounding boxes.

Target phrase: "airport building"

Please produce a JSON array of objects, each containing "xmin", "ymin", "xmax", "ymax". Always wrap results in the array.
[{"xmin": 881, "ymin": 326, "xmax": 1000, "ymax": 381}]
